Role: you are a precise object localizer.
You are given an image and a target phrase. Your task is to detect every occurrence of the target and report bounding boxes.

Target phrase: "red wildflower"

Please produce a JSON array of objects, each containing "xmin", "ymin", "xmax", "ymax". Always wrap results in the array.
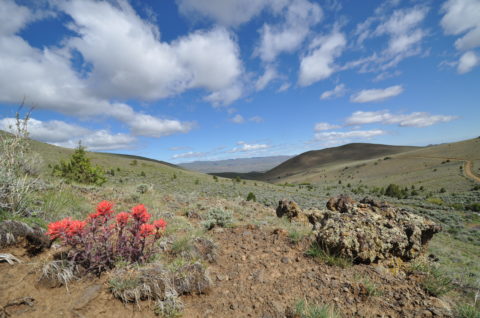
[
  {"xmin": 67, "ymin": 220, "xmax": 86, "ymax": 237},
  {"xmin": 116, "ymin": 212, "xmax": 130, "ymax": 227},
  {"xmin": 131, "ymin": 204, "xmax": 151, "ymax": 223},
  {"xmin": 153, "ymin": 219, "xmax": 167, "ymax": 230},
  {"xmin": 96, "ymin": 200, "xmax": 114, "ymax": 217},
  {"xmin": 139, "ymin": 223, "xmax": 155, "ymax": 238},
  {"xmin": 46, "ymin": 218, "xmax": 72, "ymax": 240}
]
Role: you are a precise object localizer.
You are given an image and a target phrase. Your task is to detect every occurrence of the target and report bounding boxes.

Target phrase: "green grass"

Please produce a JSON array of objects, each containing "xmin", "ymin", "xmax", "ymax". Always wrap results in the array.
[
  {"xmin": 428, "ymin": 233, "xmax": 480, "ymax": 290},
  {"xmin": 305, "ymin": 241, "xmax": 352, "ymax": 268},
  {"xmin": 455, "ymin": 304, "xmax": 480, "ymax": 318},
  {"xmin": 408, "ymin": 259, "xmax": 454, "ymax": 297},
  {"xmin": 354, "ymin": 275, "xmax": 383, "ymax": 297},
  {"xmin": 294, "ymin": 299, "xmax": 342, "ymax": 318},
  {"xmin": 171, "ymin": 236, "xmax": 193, "ymax": 256}
]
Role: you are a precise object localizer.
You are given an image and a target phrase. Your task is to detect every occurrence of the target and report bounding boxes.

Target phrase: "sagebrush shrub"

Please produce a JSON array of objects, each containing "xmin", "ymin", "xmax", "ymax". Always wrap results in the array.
[
  {"xmin": 202, "ymin": 208, "xmax": 233, "ymax": 230},
  {"xmin": 0, "ymin": 111, "xmax": 40, "ymax": 215},
  {"xmin": 46, "ymin": 201, "xmax": 166, "ymax": 274}
]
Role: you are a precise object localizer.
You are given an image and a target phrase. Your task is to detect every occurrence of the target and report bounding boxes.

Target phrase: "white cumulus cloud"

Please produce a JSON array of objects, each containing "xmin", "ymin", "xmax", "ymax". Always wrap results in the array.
[
  {"xmin": 62, "ymin": 0, "xmax": 243, "ymax": 103},
  {"xmin": 0, "ymin": 0, "xmax": 242, "ymax": 146},
  {"xmin": 172, "ymin": 151, "xmax": 207, "ymax": 159},
  {"xmin": 350, "ymin": 85, "xmax": 403, "ymax": 103},
  {"xmin": 229, "ymin": 141, "xmax": 270, "ymax": 153},
  {"xmin": 255, "ymin": 66, "xmax": 279, "ymax": 91},
  {"xmin": 255, "ymin": 0, "xmax": 322, "ymax": 63},
  {"xmin": 231, "ymin": 114, "xmax": 245, "ymax": 124},
  {"xmin": 345, "ymin": 110, "xmax": 458, "ymax": 127},
  {"xmin": 457, "ymin": 51, "xmax": 479, "ymax": 74},
  {"xmin": 314, "ymin": 122, "xmax": 340, "ymax": 131},
  {"xmin": 320, "ymin": 84, "xmax": 346, "ymax": 99},
  {"xmin": 249, "ymin": 116, "xmax": 264, "ymax": 123},
  {"xmin": 351, "ymin": 6, "xmax": 428, "ymax": 73},
  {"xmin": 441, "ymin": 0, "xmax": 480, "ymax": 73},
  {"xmin": 314, "ymin": 130, "xmax": 387, "ymax": 143},
  {"xmin": 0, "ymin": 117, "xmax": 135, "ymax": 151},
  {"xmin": 298, "ymin": 31, "xmax": 346, "ymax": 86}
]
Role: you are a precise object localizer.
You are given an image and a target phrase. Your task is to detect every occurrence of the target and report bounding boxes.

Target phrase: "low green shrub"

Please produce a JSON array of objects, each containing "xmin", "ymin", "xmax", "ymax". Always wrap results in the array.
[
  {"xmin": 384, "ymin": 183, "xmax": 408, "ymax": 199},
  {"xmin": 246, "ymin": 192, "xmax": 256, "ymax": 202}
]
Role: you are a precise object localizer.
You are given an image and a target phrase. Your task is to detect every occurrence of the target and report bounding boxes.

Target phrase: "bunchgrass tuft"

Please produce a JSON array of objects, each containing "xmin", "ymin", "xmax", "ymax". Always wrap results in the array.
[
  {"xmin": 294, "ymin": 299, "xmax": 342, "ymax": 318},
  {"xmin": 305, "ymin": 241, "xmax": 352, "ymax": 268},
  {"xmin": 409, "ymin": 260, "xmax": 454, "ymax": 297}
]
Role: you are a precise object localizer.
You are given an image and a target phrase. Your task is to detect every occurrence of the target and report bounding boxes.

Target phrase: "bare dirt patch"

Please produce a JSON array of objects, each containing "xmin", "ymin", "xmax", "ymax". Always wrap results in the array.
[{"xmin": 183, "ymin": 226, "xmax": 452, "ymax": 318}]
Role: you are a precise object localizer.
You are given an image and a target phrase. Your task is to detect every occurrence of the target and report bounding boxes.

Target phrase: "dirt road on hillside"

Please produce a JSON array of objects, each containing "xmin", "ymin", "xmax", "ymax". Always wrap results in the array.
[
  {"xmin": 402, "ymin": 156, "xmax": 480, "ymax": 183},
  {"xmin": 464, "ymin": 160, "xmax": 480, "ymax": 183}
]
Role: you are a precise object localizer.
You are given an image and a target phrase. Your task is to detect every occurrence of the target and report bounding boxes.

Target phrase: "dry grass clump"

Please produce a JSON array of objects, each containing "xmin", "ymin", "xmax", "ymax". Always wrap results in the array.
[
  {"xmin": 108, "ymin": 261, "xmax": 211, "ymax": 315},
  {"xmin": 39, "ymin": 259, "xmax": 77, "ymax": 288}
]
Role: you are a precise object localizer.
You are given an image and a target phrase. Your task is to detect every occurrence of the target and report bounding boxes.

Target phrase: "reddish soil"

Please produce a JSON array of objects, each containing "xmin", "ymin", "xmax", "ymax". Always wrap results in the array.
[{"xmin": 1, "ymin": 227, "xmax": 453, "ymax": 318}]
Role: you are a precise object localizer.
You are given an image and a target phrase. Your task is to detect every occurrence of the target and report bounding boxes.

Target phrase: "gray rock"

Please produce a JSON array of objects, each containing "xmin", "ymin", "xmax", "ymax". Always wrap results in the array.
[
  {"xmin": 307, "ymin": 196, "xmax": 442, "ymax": 263},
  {"xmin": 72, "ymin": 284, "xmax": 102, "ymax": 310}
]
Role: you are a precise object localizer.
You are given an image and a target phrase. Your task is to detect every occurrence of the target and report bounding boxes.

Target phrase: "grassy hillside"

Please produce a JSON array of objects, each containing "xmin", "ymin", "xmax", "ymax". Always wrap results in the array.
[
  {"xmin": 210, "ymin": 139, "xmax": 479, "ymax": 193},
  {"xmin": 260, "ymin": 143, "xmax": 419, "ymax": 182},
  {"xmin": 275, "ymin": 138, "xmax": 480, "ymax": 193}
]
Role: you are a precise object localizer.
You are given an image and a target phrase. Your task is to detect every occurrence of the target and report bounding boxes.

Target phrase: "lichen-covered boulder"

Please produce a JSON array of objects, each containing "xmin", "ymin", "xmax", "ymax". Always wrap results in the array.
[
  {"xmin": 276, "ymin": 199, "xmax": 309, "ymax": 224},
  {"xmin": 276, "ymin": 199, "xmax": 302, "ymax": 219},
  {"xmin": 0, "ymin": 220, "xmax": 50, "ymax": 254},
  {"xmin": 308, "ymin": 196, "xmax": 442, "ymax": 264}
]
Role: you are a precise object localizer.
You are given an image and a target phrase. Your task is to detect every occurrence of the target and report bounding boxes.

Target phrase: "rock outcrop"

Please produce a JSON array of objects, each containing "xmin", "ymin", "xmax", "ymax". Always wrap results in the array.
[
  {"xmin": 308, "ymin": 195, "xmax": 442, "ymax": 264},
  {"xmin": 276, "ymin": 199, "xmax": 309, "ymax": 223},
  {"xmin": 0, "ymin": 220, "xmax": 50, "ymax": 254}
]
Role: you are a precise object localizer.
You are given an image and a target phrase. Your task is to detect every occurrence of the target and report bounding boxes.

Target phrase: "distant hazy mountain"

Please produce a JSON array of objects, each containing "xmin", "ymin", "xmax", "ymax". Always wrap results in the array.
[{"xmin": 179, "ymin": 155, "xmax": 293, "ymax": 173}]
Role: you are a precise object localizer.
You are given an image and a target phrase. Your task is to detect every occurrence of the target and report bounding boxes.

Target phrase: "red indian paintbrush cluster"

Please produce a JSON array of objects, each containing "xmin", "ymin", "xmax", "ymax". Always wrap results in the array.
[{"xmin": 46, "ymin": 201, "xmax": 166, "ymax": 274}]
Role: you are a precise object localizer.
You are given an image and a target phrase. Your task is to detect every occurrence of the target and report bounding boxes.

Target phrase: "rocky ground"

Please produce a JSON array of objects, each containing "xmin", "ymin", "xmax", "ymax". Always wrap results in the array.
[
  {"xmin": 1, "ymin": 224, "xmax": 453, "ymax": 318},
  {"xmin": 183, "ymin": 226, "xmax": 452, "ymax": 318}
]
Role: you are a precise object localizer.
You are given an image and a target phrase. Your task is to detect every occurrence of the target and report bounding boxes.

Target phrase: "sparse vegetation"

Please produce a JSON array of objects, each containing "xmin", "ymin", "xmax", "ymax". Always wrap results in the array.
[{"xmin": 1, "ymin": 128, "xmax": 479, "ymax": 317}]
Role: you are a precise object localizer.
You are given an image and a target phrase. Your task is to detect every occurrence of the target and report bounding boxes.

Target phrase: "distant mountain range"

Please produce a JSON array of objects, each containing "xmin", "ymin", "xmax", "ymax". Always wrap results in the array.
[{"xmin": 179, "ymin": 155, "xmax": 293, "ymax": 173}]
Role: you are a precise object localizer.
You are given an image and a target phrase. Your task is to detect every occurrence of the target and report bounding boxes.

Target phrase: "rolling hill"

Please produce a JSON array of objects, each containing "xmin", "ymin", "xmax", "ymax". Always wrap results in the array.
[
  {"xmin": 259, "ymin": 143, "xmax": 420, "ymax": 181},
  {"xmin": 269, "ymin": 138, "xmax": 480, "ymax": 191},
  {"xmin": 211, "ymin": 139, "xmax": 480, "ymax": 192}
]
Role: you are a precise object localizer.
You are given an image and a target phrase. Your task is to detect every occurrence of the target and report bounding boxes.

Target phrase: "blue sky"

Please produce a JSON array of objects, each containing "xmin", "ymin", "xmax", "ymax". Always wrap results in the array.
[{"xmin": 0, "ymin": 0, "xmax": 479, "ymax": 163}]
